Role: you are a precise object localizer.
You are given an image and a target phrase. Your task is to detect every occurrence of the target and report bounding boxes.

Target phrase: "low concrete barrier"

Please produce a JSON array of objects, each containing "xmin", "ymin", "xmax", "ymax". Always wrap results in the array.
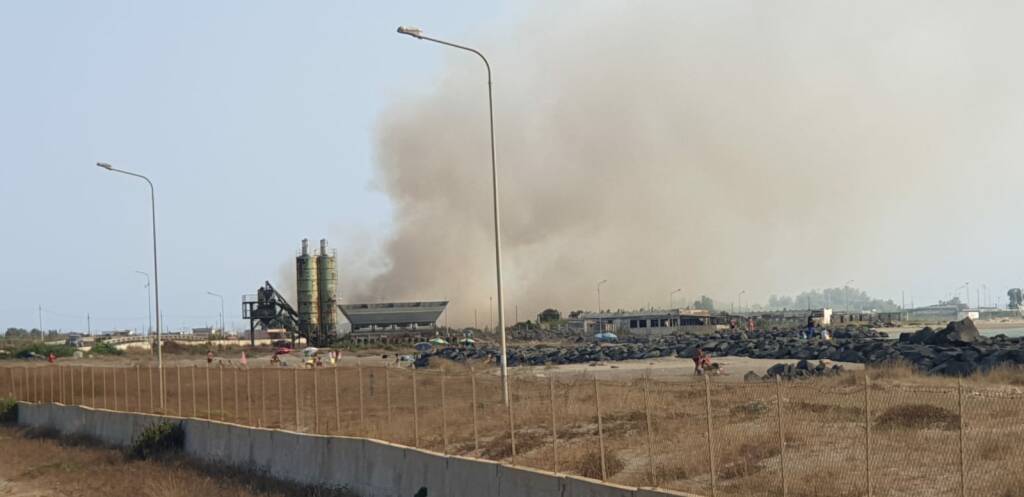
[{"xmin": 16, "ymin": 402, "xmax": 700, "ymax": 497}]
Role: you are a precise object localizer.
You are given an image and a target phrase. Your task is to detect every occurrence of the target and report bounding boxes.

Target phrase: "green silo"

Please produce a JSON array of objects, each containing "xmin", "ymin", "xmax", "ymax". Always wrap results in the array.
[
  {"xmin": 296, "ymin": 238, "xmax": 319, "ymax": 338},
  {"xmin": 316, "ymin": 238, "xmax": 338, "ymax": 340}
]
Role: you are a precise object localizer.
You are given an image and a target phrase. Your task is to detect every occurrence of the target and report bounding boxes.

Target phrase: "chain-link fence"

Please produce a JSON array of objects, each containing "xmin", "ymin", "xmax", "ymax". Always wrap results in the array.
[{"xmin": 3, "ymin": 364, "xmax": 1023, "ymax": 496}]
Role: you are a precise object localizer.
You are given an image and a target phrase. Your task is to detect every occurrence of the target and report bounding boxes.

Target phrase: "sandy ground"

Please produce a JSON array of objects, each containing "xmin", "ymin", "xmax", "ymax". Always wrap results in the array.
[{"xmin": 514, "ymin": 355, "xmax": 864, "ymax": 382}]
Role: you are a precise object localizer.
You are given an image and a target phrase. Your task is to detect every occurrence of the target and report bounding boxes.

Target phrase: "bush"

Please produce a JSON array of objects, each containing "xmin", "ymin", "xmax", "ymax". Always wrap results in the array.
[
  {"xmin": 14, "ymin": 343, "xmax": 74, "ymax": 359},
  {"xmin": 129, "ymin": 421, "xmax": 184, "ymax": 460},
  {"xmin": 874, "ymin": 404, "xmax": 959, "ymax": 431},
  {"xmin": 90, "ymin": 341, "xmax": 123, "ymax": 356},
  {"xmin": 0, "ymin": 398, "xmax": 17, "ymax": 423}
]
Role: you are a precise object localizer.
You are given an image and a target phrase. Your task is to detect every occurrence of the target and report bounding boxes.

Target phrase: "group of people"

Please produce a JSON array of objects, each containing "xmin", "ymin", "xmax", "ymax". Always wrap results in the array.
[
  {"xmin": 691, "ymin": 348, "xmax": 721, "ymax": 376},
  {"xmin": 802, "ymin": 315, "xmax": 832, "ymax": 340}
]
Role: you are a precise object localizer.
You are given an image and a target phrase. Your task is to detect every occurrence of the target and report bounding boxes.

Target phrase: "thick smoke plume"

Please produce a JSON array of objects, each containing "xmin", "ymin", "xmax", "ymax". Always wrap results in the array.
[{"xmin": 350, "ymin": 1, "xmax": 1024, "ymax": 326}]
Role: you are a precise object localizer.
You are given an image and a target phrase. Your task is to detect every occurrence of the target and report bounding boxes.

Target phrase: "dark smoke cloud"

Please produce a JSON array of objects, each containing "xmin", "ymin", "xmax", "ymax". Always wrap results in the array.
[{"xmin": 348, "ymin": 1, "xmax": 1024, "ymax": 325}]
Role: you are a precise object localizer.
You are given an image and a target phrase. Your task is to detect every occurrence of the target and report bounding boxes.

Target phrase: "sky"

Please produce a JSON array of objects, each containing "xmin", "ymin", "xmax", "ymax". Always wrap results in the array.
[
  {"xmin": 2, "ymin": 1, "xmax": 1022, "ymax": 332},
  {"xmin": 0, "ymin": 0, "xmax": 517, "ymax": 332}
]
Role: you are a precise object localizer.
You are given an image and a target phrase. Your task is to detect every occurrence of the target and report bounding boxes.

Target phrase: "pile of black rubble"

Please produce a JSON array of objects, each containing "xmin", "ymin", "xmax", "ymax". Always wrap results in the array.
[{"xmin": 417, "ymin": 318, "xmax": 1024, "ymax": 376}]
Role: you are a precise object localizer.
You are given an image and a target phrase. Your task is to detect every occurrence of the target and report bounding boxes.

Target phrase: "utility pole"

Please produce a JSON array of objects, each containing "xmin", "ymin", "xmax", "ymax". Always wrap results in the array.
[
  {"xmin": 87, "ymin": 313, "xmax": 91, "ymax": 334},
  {"xmin": 38, "ymin": 305, "xmax": 43, "ymax": 342}
]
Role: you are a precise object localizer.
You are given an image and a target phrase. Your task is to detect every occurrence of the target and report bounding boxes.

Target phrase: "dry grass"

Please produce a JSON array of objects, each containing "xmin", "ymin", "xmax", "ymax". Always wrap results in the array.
[
  {"xmin": 4, "ymin": 360, "xmax": 1024, "ymax": 496},
  {"xmin": 874, "ymin": 404, "xmax": 960, "ymax": 431},
  {"xmin": 0, "ymin": 426, "xmax": 352, "ymax": 497},
  {"xmin": 573, "ymin": 448, "xmax": 626, "ymax": 479}
]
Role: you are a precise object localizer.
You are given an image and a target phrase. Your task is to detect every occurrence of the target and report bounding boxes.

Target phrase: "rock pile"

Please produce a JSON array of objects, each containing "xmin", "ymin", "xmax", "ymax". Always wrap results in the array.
[
  {"xmin": 417, "ymin": 318, "xmax": 1024, "ymax": 376},
  {"xmin": 746, "ymin": 359, "xmax": 846, "ymax": 382}
]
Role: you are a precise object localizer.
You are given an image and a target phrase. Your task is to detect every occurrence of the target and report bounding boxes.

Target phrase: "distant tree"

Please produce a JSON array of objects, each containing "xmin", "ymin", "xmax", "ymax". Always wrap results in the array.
[
  {"xmin": 538, "ymin": 309, "xmax": 561, "ymax": 322},
  {"xmin": 1009, "ymin": 288, "xmax": 1023, "ymax": 310},
  {"xmin": 4, "ymin": 327, "xmax": 29, "ymax": 338},
  {"xmin": 693, "ymin": 296, "xmax": 715, "ymax": 311}
]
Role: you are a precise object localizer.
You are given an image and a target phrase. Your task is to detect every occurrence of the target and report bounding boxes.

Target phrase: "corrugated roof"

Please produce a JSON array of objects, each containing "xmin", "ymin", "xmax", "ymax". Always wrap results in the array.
[{"xmin": 339, "ymin": 301, "xmax": 448, "ymax": 327}]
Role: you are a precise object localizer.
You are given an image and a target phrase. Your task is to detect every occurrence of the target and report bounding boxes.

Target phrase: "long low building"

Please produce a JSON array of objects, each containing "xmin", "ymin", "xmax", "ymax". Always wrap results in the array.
[
  {"xmin": 568, "ymin": 309, "xmax": 726, "ymax": 336},
  {"xmin": 339, "ymin": 301, "xmax": 448, "ymax": 343}
]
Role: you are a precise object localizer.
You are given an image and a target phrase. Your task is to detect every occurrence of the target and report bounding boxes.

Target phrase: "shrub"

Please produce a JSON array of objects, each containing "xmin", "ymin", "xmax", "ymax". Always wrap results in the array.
[
  {"xmin": 14, "ymin": 343, "xmax": 74, "ymax": 359},
  {"xmin": 90, "ymin": 341, "xmax": 123, "ymax": 356},
  {"xmin": 129, "ymin": 421, "xmax": 184, "ymax": 460},
  {"xmin": 0, "ymin": 398, "xmax": 17, "ymax": 423},
  {"xmin": 575, "ymin": 449, "xmax": 625, "ymax": 479},
  {"xmin": 874, "ymin": 404, "xmax": 959, "ymax": 431}
]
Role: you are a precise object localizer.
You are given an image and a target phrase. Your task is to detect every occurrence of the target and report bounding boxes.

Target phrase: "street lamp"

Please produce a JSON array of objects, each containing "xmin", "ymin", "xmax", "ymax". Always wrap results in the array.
[
  {"xmin": 96, "ymin": 161, "xmax": 164, "ymax": 407},
  {"xmin": 396, "ymin": 26, "xmax": 510, "ymax": 404},
  {"xmin": 206, "ymin": 291, "xmax": 225, "ymax": 336},
  {"xmin": 738, "ymin": 290, "xmax": 746, "ymax": 314},
  {"xmin": 597, "ymin": 280, "xmax": 608, "ymax": 312},
  {"xmin": 669, "ymin": 288, "xmax": 681, "ymax": 309},
  {"xmin": 135, "ymin": 271, "xmax": 152, "ymax": 335}
]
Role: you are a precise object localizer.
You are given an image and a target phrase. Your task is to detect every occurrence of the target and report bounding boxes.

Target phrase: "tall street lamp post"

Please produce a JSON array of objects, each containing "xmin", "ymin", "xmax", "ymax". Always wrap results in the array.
[
  {"xmin": 136, "ymin": 271, "xmax": 152, "ymax": 335},
  {"xmin": 669, "ymin": 288, "xmax": 681, "ymax": 309},
  {"xmin": 207, "ymin": 291, "xmax": 225, "ymax": 335},
  {"xmin": 396, "ymin": 26, "xmax": 510, "ymax": 404},
  {"xmin": 96, "ymin": 162, "xmax": 163, "ymax": 407},
  {"xmin": 738, "ymin": 290, "xmax": 746, "ymax": 314}
]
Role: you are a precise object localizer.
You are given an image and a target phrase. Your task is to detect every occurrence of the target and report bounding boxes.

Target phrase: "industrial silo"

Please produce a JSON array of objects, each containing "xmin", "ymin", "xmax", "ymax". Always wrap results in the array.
[
  {"xmin": 316, "ymin": 238, "xmax": 338, "ymax": 340},
  {"xmin": 296, "ymin": 239, "xmax": 319, "ymax": 337}
]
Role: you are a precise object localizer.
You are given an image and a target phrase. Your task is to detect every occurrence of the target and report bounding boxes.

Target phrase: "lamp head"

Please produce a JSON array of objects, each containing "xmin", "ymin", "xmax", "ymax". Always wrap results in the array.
[
  {"xmin": 96, "ymin": 162, "xmax": 113, "ymax": 170},
  {"xmin": 397, "ymin": 26, "xmax": 423, "ymax": 38}
]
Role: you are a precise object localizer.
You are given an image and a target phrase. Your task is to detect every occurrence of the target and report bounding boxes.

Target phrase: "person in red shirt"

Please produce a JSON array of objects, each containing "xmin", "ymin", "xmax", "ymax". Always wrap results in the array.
[{"xmin": 47, "ymin": 352, "xmax": 56, "ymax": 363}]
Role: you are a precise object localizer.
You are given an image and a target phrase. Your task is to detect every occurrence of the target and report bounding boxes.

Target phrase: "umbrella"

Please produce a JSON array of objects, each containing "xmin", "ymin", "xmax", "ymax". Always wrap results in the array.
[
  {"xmin": 302, "ymin": 347, "xmax": 319, "ymax": 357},
  {"xmin": 414, "ymin": 342, "xmax": 433, "ymax": 352},
  {"xmin": 429, "ymin": 337, "xmax": 448, "ymax": 345},
  {"xmin": 594, "ymin": 332, "xmax": 618, "ymax": 342},
  {"xmin": 458, "ymin": 337, "xmax": 476, "ymax": 345}
]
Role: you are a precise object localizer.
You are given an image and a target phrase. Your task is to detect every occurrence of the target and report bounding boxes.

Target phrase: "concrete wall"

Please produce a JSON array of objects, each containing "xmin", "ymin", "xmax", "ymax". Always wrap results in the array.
[{"xmin": 17, "ymin": 402, "xmax": 700, "ymax": 497}]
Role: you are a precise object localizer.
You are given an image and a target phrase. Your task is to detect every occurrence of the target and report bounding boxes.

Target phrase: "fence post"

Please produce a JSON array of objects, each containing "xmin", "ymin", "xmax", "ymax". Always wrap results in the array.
[
  {"xmin": 80, "ymin": 367, "xmax": 86, "ymax": 406},
  {"xmin": 471, "ymin": 367, "xmax": 480, "ymax": 451},
  {"xmin": 508, "ymin": 376, "xmax": 518, "ymax": 462},
  {"xmin": 246, "ymin": 367, "xmax": 252, "ymax": 425},
  {"xmin": 260, "ymin": 369, "xmax": 266, "ymax": 427},
  {"xmin": 704, "ymin": 374, "xmax": 717, "ymax": 497},
  {"xmin": 58, "ymin": 365, "xmax": 64, "ymax": 404},
  {"xmin": 219, "ymin": 365, "xmax": 225, "ymax": 420},
  {"xmin": 863, "ymin": 373, "xmax": 871, "ymax": 497},
  {"xmin": 277, "ymin": 368, "xmax": 283, "ymax": 428},
  {"xmin": 549, "ymin": 376, "xmax": 558, "ymax": 473},
  {"xmin": 441, "ymin": 369, "xmax": 449, "ymax": 455},
  {"xmin": 412, "ymin": 368, "xmax": 420, "ymax": 447},
  {"xmin": 91, "ymin": 367, "xmax": 96, "ymax": 407},
  {"xmin": 135, "ymin": 366, "xmax": 141, "ymax": 412},
  {"xmin": 777, "ymin": 375, "xmax": 788, "ymax": 497},
  {"xmin": 232, "ymin": 367, "xmax": 239, "ymax": 421},
  {"xmin": 205, "ymin": 366, "xmax": 211, "ymax": 419},
  {"xmin": 293, "ymin": 368, "xmax": 300, "ymax": 431},
  {"xmin": 148, "ymin": 367, "xmax": 154, "ymax": 413},
  {"xmin": 384, "ymin": 366, "xmax": 392, "ymax": 427},
  {"xmin": 333, "ymin": 367, "xmax": 341, "ymax": 435},
  {"xmin": 594, "ymin": 376, "xmax": 606, "ymax": 481},
  {"xmin": 123, "ymin": 368, "xmax": 129, "ymax": 411},
  {"xmin": 643, "ymin": 374, "xmax": 656, "ymax": 486},
  {"xmin": 957, "ymin": 377, "xmax": 966, "ymax": 497},
  {"xmin": 101, "ymin": 368, "xmax": 108, "ymax": 409},
  {"xmin": 313, "ymin": 367, "xmax": 320, "ymax": 433},
  {"xmin": 358, "ymin": 364, "xmax": 365, "ymax": 435},
  {"xmin": 174, "ymin": 364, "xmax": 180, "ymax": 413}
]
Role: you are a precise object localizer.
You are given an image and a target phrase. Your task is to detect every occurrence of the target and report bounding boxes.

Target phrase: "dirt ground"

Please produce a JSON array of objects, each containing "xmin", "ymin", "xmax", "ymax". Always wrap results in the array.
[{"xmin": 0, "ymin": 425, "xmax": 351, "ymax": 497}]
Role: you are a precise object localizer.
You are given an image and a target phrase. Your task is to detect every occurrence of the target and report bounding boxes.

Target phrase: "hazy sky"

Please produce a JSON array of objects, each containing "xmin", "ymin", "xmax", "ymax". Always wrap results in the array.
[
  {"xmin": 2, "ymin": 1, "xmax": 1022, "ymax": 332},
  {"xmin": 0, "ymin": 1, "xmax": 515, "ymax": 331}
]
